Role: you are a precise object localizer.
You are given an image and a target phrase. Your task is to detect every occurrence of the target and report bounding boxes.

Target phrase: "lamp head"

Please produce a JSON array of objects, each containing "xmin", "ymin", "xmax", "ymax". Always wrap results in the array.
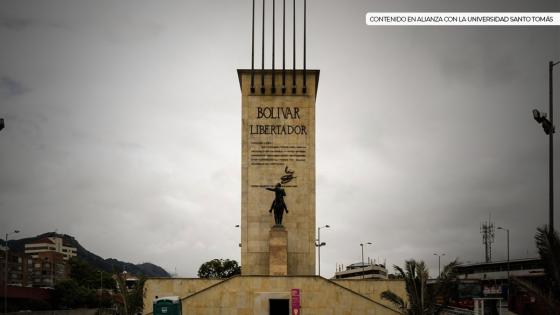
[
  {"xmin": 325, "ymin": 224, "xmax": 330, "ymax": 228},
  {"xmin": 533, "ymin": 110, "xmax": 554, "ymax": 134},
  {"xmin": 321, "ymin": 242, "xmax": 326, "ymax": 246},
  {"xmin": 533, "ymin": 109, "xmax": 543, "ymax": 122}
]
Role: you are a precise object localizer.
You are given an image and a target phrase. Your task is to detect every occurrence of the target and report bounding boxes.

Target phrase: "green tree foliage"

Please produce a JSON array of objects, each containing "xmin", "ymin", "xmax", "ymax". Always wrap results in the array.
[
  {"xmin": 69, "ymin": 257, "xmax": 116, "ymax": 289},
  {"xmin": 197, "ymin": 259, "xmax": 241, "ymax": 279},
  {"xmin": 114, "ymin": 273, "xmax": 146, "ymax": 315},
  {"xmin": 53, "ymin": 279, "xmax": 97, "ymax": 308},
  {"xmin": 512, "ymin": 226, "xmax": 560, "ymax": 312},
  {"xmin": 535, "ymin": 225, "xmax": 560, "ymax": 300},
  {"xmin": 380, "ymin": 290, "xmax": 407, "ymax": 311},
  {"xmin": 380, "ymin": 259, "xmax": 458, "ymax": 314},
  {"xmin": 53, "ymin": 257, "xmax": 116, "ymax": 309}
]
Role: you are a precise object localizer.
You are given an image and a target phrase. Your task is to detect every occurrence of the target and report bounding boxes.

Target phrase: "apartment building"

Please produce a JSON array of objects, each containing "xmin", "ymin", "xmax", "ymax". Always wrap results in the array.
[
  {"xmin": 25, "ymin": 236, "xmax": 77, "ymax": 260},
  {"xmin": 1, "ymin": 249, "xmax": 70, "ymax": 288},
  {"xmin": 29, "ymin": 251, "xmax": 69, "ymax": 287},
  {"xmin": 0, "ymin": 250, "xmax": 27, "ymax": 286}
]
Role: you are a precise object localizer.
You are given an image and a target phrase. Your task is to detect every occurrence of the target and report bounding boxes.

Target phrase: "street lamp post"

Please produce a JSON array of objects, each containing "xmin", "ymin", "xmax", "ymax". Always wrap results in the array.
[
  {"xmin": 98, "ymin": 271, "xmax": 103, "ymax": 310},
  {"xmin": 420, "ymin": 269, "xmax": 425, "ymax": 313},
  {"xmin": 235, "ymin": 225, "xmax": 241, "ymax": 247},
  {"xmin": 497, "ymin": 227, "xmax": 510, "ymax": 275},
  {"xmin": 360, "ymin": 242, "xmax": 372, "ymax": 279},
  {"xmin": 533, "ymin": 60, "xmax": 560, "ymax": 232},
  {"xmin": 497, "ymin": 226, "xmax": 510, "ymax": 302},
  {"xmin": 315, "ymin": 225, "xmax": 329, "ymax": 276},
  {"xmin": 4, "ymin": 230, "xmax": 19, "ymax": 315},
  {"xmin": 433, "ymin": 252, "xmax": 445, "ymax": 277}
]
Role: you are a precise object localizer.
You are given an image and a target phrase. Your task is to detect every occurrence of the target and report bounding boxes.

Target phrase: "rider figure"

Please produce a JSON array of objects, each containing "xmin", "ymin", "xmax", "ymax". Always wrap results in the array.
[{"xmin": 266, "ymin": 183, "xmax": 288, "ymax": 225}]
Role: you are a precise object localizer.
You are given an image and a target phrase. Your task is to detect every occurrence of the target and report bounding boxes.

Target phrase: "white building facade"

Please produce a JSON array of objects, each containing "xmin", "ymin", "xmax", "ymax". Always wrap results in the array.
[{"xmin": 24, "ymin": 236, "xmax": 77, "ymax": 260}]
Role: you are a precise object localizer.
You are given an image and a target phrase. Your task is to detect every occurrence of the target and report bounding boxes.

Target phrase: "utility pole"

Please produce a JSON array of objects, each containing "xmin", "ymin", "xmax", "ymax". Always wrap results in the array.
[
  {"xmin": 315, "ymin": 225, "xmax": 329, "ymax": 276},
  {"xmin": 421, "ymin": 271, "xmax": 424, "ymax": 314},
  {"xmin": 3, "ymin": 235, "xmax": 6, "ymax": 315},
  {"xmin": 99, "ymin": 271, "xmax": 103, "ymax": 310},
  {"xmin": 4, "ymin": 230, "xmax": 19, "ymax": 315},
  {"xmin": 533, "ymin": 60, "xmax": 560, "ymax": 232},
  {"xmin": 433, "ymin": 253, "xmax": 445, "ymax": 277},
  {"xmin": 360, "ymin": 242, "xmax": 372, "ymax": 279},
  {"xmin": 549, "ymin": 61, "xmax": 558, "ymax": 232},
  {"xmin": 497, "ymin": 226, "xmax": 510, "ymax": 303}
]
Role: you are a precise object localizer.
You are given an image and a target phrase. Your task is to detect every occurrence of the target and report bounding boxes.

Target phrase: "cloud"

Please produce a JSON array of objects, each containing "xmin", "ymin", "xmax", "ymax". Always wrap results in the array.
[
  {"xmin": 0, "ymin": 0, "xmax": 558, "ymax": 278},
  {"xmin": 0, "ymin": 17, "xmax": 34, "ymax": 31},
  {"xmin": 0, "ymin": 15, "xmax": 68, "ymax": 32},
  {"xmin": 0, "ymin": 76, "xmax": 27, "ymax": 97}
]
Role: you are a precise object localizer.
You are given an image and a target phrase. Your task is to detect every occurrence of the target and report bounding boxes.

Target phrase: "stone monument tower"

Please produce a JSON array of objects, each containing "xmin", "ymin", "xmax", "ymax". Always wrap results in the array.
[
  {"xmin": 238, "ymin": 0, "xmax": 318, "ymax": 276},
  {"xmin": 143, "ymin": 3, "xmax": 406, "ymax": 313}
]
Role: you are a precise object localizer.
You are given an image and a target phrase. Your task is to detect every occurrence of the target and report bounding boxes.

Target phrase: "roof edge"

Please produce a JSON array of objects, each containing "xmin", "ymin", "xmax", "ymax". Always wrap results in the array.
[{"xmin": 236, "ymin": 69, "xmax": 320, "ymax": 97}]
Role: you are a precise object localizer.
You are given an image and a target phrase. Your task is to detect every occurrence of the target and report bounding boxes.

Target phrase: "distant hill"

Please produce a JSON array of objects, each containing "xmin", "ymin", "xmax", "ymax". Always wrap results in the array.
[{"xmin": 3, "ymin": 232, "xmax": 170, "ymax": 277}]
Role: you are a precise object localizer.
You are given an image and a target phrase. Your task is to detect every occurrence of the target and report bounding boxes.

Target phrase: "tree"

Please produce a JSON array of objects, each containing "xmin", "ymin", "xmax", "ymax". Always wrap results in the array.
[
  {"xmin": 197, "ymin": 259, "xmax": 241, "ymax": 279},
  {"xmin": 380, "ymin": 290, "xmax": 407, "ymax": 312},
  {"xmin": 68, "ymin": 257, "xmax": 116, "ymax": 290},
  {"xmin": 512, "ymin": 226, "xmax": 560, "ymax": 312},
  {"xmin": 535, "ymin": 225, "xmax": 560, "ymax": 301},
  {"xmin": 114, "ymin": 273, "xmax": 146, "ymax": 315},
  {"xmin": 69, "ymin": 257, "xmax": 96, "ymax": 287},
  {"xmin": 381, "ymin": 259, "xmax": 458, "ymax": 314},
  {"xmin": 53, "ymin": 258, "xmax": 117, "ymax": 310},
  {"xmin": 53, "ymin": 279, "xmax": 97, "ymax": 309}
]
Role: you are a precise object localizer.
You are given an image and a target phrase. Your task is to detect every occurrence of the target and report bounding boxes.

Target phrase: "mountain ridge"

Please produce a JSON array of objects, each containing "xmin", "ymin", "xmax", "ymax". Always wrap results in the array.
[{"xmin": 3, "ymin": 232, "xmax": 170, "ymax": 277}]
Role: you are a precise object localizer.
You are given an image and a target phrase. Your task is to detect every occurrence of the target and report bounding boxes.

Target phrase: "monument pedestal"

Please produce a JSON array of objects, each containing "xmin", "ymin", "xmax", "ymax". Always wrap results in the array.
[{"xmin": 269, "ymin": 225, "xmax": 288, "ymax": 276}]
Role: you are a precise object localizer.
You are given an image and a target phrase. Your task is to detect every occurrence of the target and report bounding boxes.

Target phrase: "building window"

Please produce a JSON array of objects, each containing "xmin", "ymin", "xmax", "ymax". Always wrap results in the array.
[{"xmin": 26, "ymin": 246, "xmax": 50, "ymax": 251}]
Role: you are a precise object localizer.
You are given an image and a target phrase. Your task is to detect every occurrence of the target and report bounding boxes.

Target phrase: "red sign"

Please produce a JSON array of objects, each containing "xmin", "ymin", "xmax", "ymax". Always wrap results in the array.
[{"xmin": 291, "ymin": 288, "xmax": 301, "ymax": 315}]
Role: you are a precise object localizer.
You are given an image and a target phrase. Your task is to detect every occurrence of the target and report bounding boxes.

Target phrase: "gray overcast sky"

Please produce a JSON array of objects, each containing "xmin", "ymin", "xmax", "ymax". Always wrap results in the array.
[{"xmin": 1, "ymin": 0, "xmax": 559, "ymax": 278}]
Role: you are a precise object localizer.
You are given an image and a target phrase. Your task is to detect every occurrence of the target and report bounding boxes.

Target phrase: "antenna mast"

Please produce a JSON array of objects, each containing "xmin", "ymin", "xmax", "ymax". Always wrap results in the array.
[{"xmin": 480, "ymin": 214, "xmax": 495, "ymax": 263}]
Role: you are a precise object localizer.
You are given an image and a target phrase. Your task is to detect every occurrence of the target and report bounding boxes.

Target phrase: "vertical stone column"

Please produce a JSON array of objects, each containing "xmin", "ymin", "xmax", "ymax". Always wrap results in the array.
[
  {"xmin": 239, "ymin": 69, "xmax": 319, "ymax": 275},
  {"xmin": 269, "ymin": 226, "xmax": 288, "ymax": 276}
]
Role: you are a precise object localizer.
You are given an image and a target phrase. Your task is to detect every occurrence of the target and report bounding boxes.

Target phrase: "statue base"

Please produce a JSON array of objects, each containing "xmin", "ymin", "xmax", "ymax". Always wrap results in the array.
[{"xmin": 269, "ymin": 225, "xmax": 288, "ymax": 276}]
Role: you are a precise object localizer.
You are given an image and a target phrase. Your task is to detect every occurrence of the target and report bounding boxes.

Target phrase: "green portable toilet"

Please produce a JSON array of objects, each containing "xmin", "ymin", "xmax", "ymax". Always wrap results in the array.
[{"xmin": 153, "ymin": 296, "xmax": 182, "ymax": 315}]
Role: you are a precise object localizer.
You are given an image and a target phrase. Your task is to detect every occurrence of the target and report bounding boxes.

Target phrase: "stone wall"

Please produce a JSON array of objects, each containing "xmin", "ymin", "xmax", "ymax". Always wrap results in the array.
[
  {"xmin": 333, "ymin": 279, "xmax": 408, "ymax": 310},
  {"xmin": 144, "ymin": 276, "xmax": 406, "ymax": 315},
  {"xmin": 143, "ymin": 278, "xmax": 222, "ymax": 314}
]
